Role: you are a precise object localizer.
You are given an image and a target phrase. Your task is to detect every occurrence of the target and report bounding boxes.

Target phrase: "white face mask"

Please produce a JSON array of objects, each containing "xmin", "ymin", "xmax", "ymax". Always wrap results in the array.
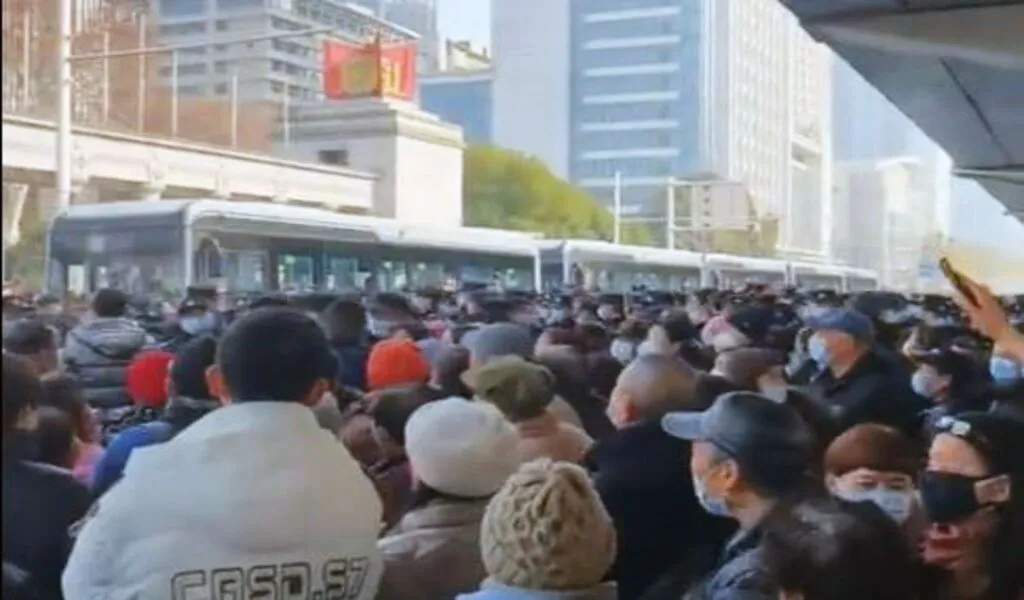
[
  {"xmin": 712, "ymin": 329, "xmax": 749, "ymax": 353},
  {"xmin": 610, "ymin": 339, "xmax": 638, "ymax": 364},
  {"xmin": 836, "ymin": 488, "xmax": 915, "ymax": 524},
  {"xmin": 637, "ymin": 340, "xmax": 670, "ymax": 357}
]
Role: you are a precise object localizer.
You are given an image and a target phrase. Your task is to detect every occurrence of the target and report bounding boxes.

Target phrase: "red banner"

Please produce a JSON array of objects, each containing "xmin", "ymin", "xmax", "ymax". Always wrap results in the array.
[{"xmin": 322, "ymin": 39, "xmax": 416, "ymax": 101}]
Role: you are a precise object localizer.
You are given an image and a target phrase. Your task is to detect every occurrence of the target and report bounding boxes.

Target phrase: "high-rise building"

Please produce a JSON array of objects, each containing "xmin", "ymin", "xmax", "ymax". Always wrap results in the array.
[
  {"xmin": 419, "ymin": 41, "xmax": 492, "ymax": 144},
  {"xmin": 149, "ymin": 0, "xmax": 417, "ymax": 106},
  {"xmin": 833, "ymin": 158, "xmax": 931, "ymax": 290},
  {"xmin": 831, "ymin": 56, "xmax": 952, "ymax": 272},
  {"xmin": 492, "ymin": 0, "xmax": 832, "ymax": 253}
]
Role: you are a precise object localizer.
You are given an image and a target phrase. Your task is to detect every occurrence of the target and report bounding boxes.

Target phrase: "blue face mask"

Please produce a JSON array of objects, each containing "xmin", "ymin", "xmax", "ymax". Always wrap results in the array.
[
  {"xmin": 365, "ymin": 314, "xmax": 393, "ymax": 339},
  {"xmin": 990, "ymin": 356, "xmax": 1022, "ymax": 384},
  {"xmin": 837, "ymin": 488, "xmax": 915, "ymax": 524},
  {"xmin": 180, "ymin": 313, "xmax": 215, "ymax": 336},
  {"xmin": 693, "ymin": 469, "xmax": 731, "ymax": 517},
  {"xmin": 911, "ymin": 370, "xmax": 941, "ymax": 398},
  {"xmin": 808, "ymin": 334, "xmax": 830, "ymax": 367}
]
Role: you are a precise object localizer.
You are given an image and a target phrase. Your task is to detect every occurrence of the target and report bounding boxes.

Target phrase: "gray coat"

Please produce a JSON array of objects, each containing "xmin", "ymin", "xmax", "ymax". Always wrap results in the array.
[
  {"xmin": 62, "ymin": 318, "xmax": 150, "ymax": 409},
  {"xmin": 376, "ymin": 500, "xmax": 489, "ymax": 600}
]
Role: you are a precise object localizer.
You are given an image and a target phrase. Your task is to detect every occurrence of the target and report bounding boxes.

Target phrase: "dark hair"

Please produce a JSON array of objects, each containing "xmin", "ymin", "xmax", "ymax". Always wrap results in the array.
[
  {"xmin": 762, "ymin": 498, "xmax": 917, "ymax": 600},
  {"xmin": 448, "ymin": 324, "xmax": 477, "ymax": 345},
  {"xmin": 169, "ymin": 335, "xmax": 218, "ymax": 400},
  {"xmin": 2, "ymin": 318, "xmax": 58, "ymax": 356},
  {"xmin": 370, "ymin": 384, "xmax": 441, "ymax": 446},
  {"xmin": 658, "ymin": 310, "xmax": 698, "ymax": 344},
  {"xmin": 91, "ymin": 288, "xmax": 129, "ymax": 318},
  {"xmin": 575, "ymin": 322, "xmax": 610, "ymax": 354},
  {"xmin": 432, "ymin": 345, "xmax": 471, "ymax": 398},
  {"xmin": 216, "ymin": 308, "xmax": 337, "ymax": 403},
  {"xmin": 584, "ymin": 352, "xmax": 622, "ymax": 400},
  {"xmin": 33, "ymin": 406, "xmax": 76, "ymax": 468},
  {"xmin": 2, "ymin": 353, "xmax": 41, "ymax": 434},
  {"xmin": 39, "ymin": 374, "xmax": 94, "ymax": 443},
  {"xmin": 369, "ymin": 293, "xmax": 414, "ymax": 316},
  {"xmin": 248, "ymin": 293, "xmax": 290, "ymax": 310},
  {"xmin": 320, "ymin": 299, "xmax": 367, "ymax": 346}
]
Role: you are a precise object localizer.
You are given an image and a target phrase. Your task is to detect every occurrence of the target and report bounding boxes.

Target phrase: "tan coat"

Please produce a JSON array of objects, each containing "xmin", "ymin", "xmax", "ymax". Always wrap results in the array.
[
  {"xmin": 549, "ymin": 395, "xmax": 585, "ymax": 430},
  {"xmin": 514, "ymin": 411, "xmax": 593, "ymax": 464},
  {"xmin": 376, "ymin": 500, "xmax": 488, "ymax": 600}
]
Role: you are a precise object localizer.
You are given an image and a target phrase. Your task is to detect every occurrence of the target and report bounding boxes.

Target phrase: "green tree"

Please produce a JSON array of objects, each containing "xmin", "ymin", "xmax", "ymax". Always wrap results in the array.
[{"xmin": 463, "ymin": 145, "xmax": 651, "ymax": 244}]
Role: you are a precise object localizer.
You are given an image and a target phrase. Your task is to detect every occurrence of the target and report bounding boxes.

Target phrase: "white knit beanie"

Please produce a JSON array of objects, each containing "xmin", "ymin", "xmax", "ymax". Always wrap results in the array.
[
  {"xmin": 480, "ymin": 459, "xmax": 617, "ymax": 590},
  {"xmin": 404, "ymin": 397, "xmax": 520, "ymax": 498}
]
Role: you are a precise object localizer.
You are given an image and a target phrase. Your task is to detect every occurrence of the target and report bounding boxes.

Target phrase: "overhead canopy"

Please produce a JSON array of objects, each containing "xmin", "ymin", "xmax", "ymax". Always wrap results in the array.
[{"xmin": 783, "ymin": 0, "xmax": 1024, "ymax": 221}]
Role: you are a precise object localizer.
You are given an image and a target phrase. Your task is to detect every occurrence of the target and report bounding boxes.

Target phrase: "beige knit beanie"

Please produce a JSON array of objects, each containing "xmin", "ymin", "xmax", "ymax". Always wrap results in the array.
[{"xmin": 480, "ymin": 459, "xmax": 617, "ymax": 590}]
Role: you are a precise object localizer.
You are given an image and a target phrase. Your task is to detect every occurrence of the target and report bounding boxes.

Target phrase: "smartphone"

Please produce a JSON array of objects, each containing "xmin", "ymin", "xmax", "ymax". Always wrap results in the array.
[{"xmin": 938, "ymin": 257, "xmax": 979, "ymax": 308}]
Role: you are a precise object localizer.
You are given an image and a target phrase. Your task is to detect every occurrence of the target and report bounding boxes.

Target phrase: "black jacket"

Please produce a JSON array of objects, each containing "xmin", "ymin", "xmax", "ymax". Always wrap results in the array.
[
  {"xmin": 806, "ymin": 349, "xmax": 929, "ymax": 439},
  {"xmin": 2, "ymin": 441, "xmax": 91, "ymax": 600},
  {"xmin": 584, "ymin": 420, "xmax": 734, "ymax": 600},
  {"xmin": 61, "ymin": 318, "xmax": 150, "ymax": 410}
]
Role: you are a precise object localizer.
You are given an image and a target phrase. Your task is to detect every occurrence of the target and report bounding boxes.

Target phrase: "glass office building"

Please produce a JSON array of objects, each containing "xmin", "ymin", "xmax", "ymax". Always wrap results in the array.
[{"xmin": 419, "ymin": 72, "xmax": 492, "ymax": 144}]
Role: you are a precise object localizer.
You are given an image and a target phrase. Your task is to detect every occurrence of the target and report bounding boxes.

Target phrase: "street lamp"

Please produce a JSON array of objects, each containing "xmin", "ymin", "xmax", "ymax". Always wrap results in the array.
[{"xmin": 53, "ymin": 6, "xmax": 338, "ymax": 210}]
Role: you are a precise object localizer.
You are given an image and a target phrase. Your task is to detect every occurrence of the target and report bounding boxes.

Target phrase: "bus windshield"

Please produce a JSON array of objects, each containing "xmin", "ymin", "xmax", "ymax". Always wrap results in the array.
[{"xmin": 48, "ymin": 217, "xmax": 185, "ymax": 300}]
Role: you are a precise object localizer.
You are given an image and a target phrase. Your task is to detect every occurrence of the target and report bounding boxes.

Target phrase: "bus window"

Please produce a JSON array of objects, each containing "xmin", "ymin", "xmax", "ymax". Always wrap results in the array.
[{"xmin": 278, "ymin": 253, "xmax": 315, "ymax": 291}]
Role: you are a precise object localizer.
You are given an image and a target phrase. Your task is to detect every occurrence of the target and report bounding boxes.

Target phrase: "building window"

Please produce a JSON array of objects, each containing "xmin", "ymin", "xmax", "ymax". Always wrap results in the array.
[
  {"xmin": 318, "ymin": 149, "xmax": 349, "ymax": 166},
  {"xmin": 160, "ymin": 0, "xmax": 206, "ymax": 17}
]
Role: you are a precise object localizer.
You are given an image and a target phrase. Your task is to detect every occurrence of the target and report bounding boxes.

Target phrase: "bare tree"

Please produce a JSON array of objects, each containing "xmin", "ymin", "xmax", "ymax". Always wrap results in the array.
[{"xmin": 2, "ymin": 0, "xmax": 273, "ymax": 152}]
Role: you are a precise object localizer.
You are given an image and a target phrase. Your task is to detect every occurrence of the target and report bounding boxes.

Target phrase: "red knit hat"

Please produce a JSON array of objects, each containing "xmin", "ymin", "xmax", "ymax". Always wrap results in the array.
[
  {"xmin": 125, "ymin": 350, "xmax": 175, "ymax": 408},
  {"xmin": 366, "ymin": 339, "xmax": 430, "ymax": 391}
]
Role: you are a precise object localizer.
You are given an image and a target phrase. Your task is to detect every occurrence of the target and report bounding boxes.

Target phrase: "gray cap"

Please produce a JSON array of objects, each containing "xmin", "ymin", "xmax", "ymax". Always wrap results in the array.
[
  {"xmin": 461, "ymin": 322, "xmax": 534, "ymax": 364},
  {"xmin": 662, "ymin": 391, "xmax": 814, "ymax": 471}
]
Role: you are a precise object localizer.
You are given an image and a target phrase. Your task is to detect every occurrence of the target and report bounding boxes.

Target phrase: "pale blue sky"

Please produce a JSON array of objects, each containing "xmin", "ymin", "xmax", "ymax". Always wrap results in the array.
[
  {"xmin": 431, "ymin": 1, "xmax": 1024, "ymax": 249},
  {"xmin": 438, "ymin": 0, "xmax": 490, "ymax": 49}
]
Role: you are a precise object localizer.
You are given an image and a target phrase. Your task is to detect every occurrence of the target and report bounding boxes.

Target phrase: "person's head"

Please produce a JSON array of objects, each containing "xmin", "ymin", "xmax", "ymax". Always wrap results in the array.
[
  {"xmin": 481, "ymin": 459, "xmax": 616, "ymax": 591},
  {"xmin": 33, "ymin": 406, "xmax": 78, "ymax": 469},
  {"xmin": 462, "ymin": 322, "xmax": 534, "ymax": 369},
  {"xmin": 125, "ymin": 350, "xmax": 176, "ymax": 409},
  {"xmin": 465, "ymin": 355, "xmax": 556, "ymax": 422},
  {"xmin": 646, "ymin": 310, "xmax": 697, "ymax": 355},
  {"xmin": 584, "ymin": 353, "xmax": 623, "ymax": 402},
  {"xmin": 366, "ymin": 338, "xmax": 431, "ymax": 391},
  {"xmin": 91, "ymin": 288, "xmax": 129, "ymax": 318},
  {"xmin": 806, "ymin": 309, "xmax": 875, "ymax": 369},
  {"xmin": 2, "ymin": 353, "xmax": 41, "ymax": 437},
  {"xmin": 824, "ymin": 424, "xmax": 920, "ymax": 524},
  {"xmin": 40, "ymin": 374, "xmax": 99, "ymax": 445},
  {"xmin": 711, "ymin": 347, "xmax": 785, "ymax": 393},
  {"xmin": 369, "ymin": 384, "xmax": 440, "ymax": 459},
  {"xmin": 911, "ymin": 348, "xmax": 985, "ymax": 402},
  {"xmin": 320, "ymin": 298, "xmax": 367, "ymax": 346},
  {"xmin": 168, "ymin": 335, "xmax": 219, "ymax": 401},
  {"xmin": 763, "ymin": 498, "xmax": 918, "ymax": 600},
  {"xmin": 208, "ymin": 307, "xmax": 337, "ymax": 405},
  {"xmin": 534, "ymin": 327, "xmax": 578, "ymax": 356},
  {"xmin": 920, "ymin": 413, "xmax": 1023, "ymax": 574},
  {"xmin": 607, "ymin": 354, "xmax": 699, "ymax": 428},
  {"xmin": 404, "ymin": 397, "xmax": 519, "ymax": 499},
  {"xmin": 663, "ymin": 392, "xmax": 815, "ymax": 524},
  {"xmin": 177, "ymin": 297, "xmax": 217, "ymax": 336},
  {"xmin": 431, "ymin": 344, "xmax": 471, "ymax": 398},
  {"xmin": 2, "ymin": 317, "xmax": 60, "ymax": 375}
]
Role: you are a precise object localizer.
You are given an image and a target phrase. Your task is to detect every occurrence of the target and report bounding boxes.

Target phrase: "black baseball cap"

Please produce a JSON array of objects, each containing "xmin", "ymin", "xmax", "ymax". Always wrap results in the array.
[{"xmin": 662, "ymin": 392, "xmax": 814, "ymax": 472}]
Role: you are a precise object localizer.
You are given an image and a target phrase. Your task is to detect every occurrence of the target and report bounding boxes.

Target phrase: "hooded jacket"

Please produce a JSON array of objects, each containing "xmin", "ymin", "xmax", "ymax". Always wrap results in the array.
[
  {"xmin": 61, "ymin": 317, "xmax": 150, "ymax": 410},
  {"xmin": 62, "ymin": 402, "xmax": 384, "ymax": 600}
]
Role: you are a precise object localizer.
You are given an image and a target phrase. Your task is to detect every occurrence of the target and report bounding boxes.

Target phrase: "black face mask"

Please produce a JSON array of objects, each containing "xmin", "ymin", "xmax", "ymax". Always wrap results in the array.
[{"xmin": 919, "ymin": 470, "xmax": 985, "ymax": 524}]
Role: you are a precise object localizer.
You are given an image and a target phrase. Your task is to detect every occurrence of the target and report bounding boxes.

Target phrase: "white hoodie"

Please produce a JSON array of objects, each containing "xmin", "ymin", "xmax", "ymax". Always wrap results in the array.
[{"xmin": 63, "ymin": 402, "xmax": 384, "ymax": 600}]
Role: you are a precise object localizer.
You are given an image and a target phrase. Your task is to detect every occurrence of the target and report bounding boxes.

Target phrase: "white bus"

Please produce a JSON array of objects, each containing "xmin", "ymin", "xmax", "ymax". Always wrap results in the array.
[
  {"xmin": 45, "ymin": 199, "xmax": 541, "ymax": 298},
  {"xmin": 538, "ymin": 240, "xmax": 704, "ymax": 292}
]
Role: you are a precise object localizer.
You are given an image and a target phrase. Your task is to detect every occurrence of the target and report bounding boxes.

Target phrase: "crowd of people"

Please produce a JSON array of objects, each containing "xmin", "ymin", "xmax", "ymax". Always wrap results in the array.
[{"xmin": 2, "ymin": 278, "xmax": 1023, "ymax": 600}]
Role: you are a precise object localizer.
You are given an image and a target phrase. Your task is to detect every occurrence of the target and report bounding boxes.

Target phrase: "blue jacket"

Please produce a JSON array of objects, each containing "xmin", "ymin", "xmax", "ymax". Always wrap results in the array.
[
  {"xmin": 91, "ymin": 421, "xmax": 175, "ymax": 497},
  {"xmin": 333, "ymin": 343, "xmax": 370, "ymax": 391},
  {"xmin": 458, "ymin": 580, "xmax": 618, "ymax": 600}
]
